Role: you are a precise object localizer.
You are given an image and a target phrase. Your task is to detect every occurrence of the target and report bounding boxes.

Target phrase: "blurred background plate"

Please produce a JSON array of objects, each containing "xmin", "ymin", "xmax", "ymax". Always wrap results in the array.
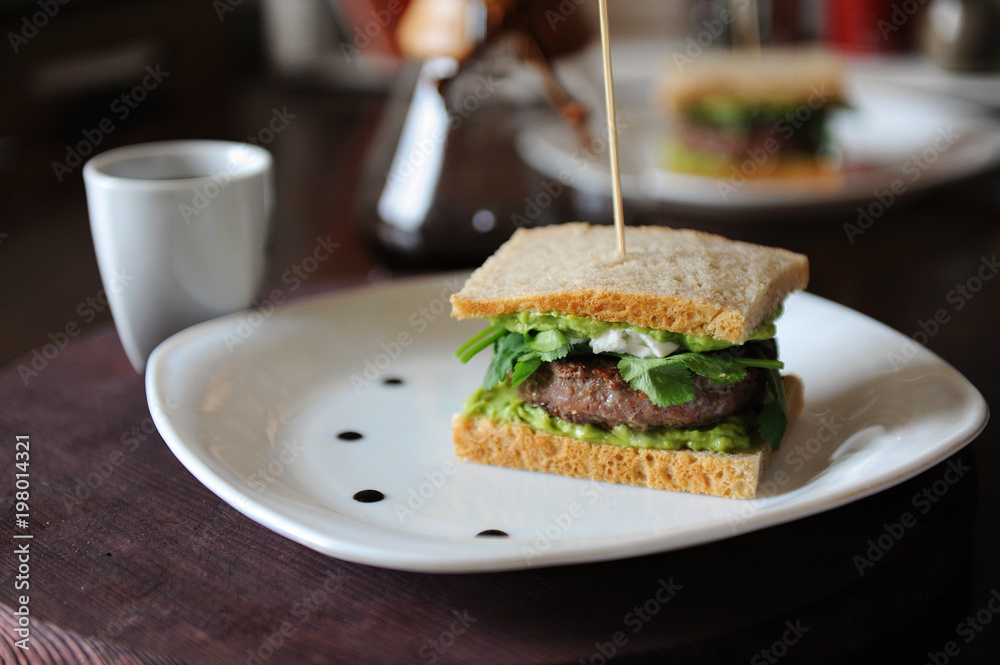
[{"xmin": 517, "ymin": 75, "xmax": 1000, "ymax": 216}]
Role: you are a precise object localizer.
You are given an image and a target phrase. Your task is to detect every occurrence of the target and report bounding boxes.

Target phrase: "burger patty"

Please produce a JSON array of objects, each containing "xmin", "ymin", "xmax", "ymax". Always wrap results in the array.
[
  {"xmin": 678, "ymin": 123, "xmax": 822, "ymax": 160},
  {"xmin": 515, "ymin": 354, "xmax": 765, "ymax": 430}
]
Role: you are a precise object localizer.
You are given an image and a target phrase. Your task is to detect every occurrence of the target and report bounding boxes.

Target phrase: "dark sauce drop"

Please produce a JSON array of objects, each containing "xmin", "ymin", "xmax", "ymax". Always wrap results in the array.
[
  {"xmin": 353, "ymin": 489, "xmax": 385, "ymax": 503},
  {"xmin": 383, "ymin": 377, "xmax": 404, "ymax": 386},
  {"xmin": 476, "ymin": 529, "xmax": 509, "ymax": 538},
  {"xmin": 337, "ymin": 431, "xmax": 363, "ymax": 441}
]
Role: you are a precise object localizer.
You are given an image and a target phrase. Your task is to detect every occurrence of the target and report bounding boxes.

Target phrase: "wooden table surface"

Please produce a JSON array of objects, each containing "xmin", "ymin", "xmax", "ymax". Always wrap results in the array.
[{"xmin": 3, "ymin": 55, "xmax": 1000, "ymax": 665}]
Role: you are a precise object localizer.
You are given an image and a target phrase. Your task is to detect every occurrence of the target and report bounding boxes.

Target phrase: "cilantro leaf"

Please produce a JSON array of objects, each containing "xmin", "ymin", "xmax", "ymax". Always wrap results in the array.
[
  {"xmin": 523, "ymin": 330, "xmax": 571, "ymax": 358},
  {"xmin": 482, "ymin": 332, "xmax": 526, "ymax": 391},
  {"xmin": 734, "ymin": 357, "xmax": 784, "ymax": 370},
  {"xmin": 456, "ymin": 323, "xmax": 505, "ymax": 363},
  {"xmin": 616, "ymin": 351, "xmax": 757, "ymax": 408},
  {"xmin": 617, "ymin": 356, "xmax": 696, "ymax": 408},
  {"xmin": 480, "ymin": 331, "xmax": 573, "ymax": 391},
  {"xmin": 677, "ymin": 353, "xmax": 747, "ymax": 386},
  {"xmin": 758, "ymin": 365, "xmax": 788, "ymax": 450},
  {"xmin": 510, "ymin": 356, "xmax": 543, "ymax": 388}
]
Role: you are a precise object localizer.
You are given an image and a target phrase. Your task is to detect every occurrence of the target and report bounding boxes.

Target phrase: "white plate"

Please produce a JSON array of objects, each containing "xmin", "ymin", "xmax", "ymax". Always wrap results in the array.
[
  {"xmin": 146, "ymin": 274, "xmax": 988, "ymax": 572},
  {"xmin": 516, "ymin": 79, "xmax": 1000, "ymax": 214}
]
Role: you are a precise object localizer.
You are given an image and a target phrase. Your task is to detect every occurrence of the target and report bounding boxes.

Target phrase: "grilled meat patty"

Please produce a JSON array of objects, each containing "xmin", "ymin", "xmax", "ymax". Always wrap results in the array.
[
  {"xmin": 678, "ymin": 123, "xmax": 823, "ymax": 160},
  {"xmin": 515, "ymin": 354, "xmax": 765, "ymax": 430}
]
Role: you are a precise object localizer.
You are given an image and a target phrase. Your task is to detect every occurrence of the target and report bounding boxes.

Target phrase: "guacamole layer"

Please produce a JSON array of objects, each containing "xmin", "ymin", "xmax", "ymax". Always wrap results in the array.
[{"xmin": 463, "ymin": 384, "xmax": 757, "ymax": 453}]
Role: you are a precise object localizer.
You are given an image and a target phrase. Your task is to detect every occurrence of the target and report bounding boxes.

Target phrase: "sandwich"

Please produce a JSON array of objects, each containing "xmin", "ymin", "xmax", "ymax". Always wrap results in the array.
[
  {"xmin": 657, "ymin": 48, "xmax": 846, "ymax": 179},
  {"xmin": 450, "ymin": 223, "xmax": 806, "ymax": 499}
]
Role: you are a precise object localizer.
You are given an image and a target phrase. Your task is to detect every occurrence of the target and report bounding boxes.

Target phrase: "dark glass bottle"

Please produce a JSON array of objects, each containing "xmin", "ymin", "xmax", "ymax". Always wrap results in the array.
[{"xmin": 355, "ymin": 4, "xmax": 591, "ymax": 269}]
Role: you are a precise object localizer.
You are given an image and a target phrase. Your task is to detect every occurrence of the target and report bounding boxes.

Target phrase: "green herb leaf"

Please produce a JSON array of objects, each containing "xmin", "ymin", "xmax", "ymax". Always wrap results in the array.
[
  {"xmin": 482, "ymin": 332, "xmax": 526, "ymax": 391},
  {"xmin": 617, "ymin": 356, "xmax": 696, "ymax": 408},
  {"xmin": 616, "ymin": 350, "xmax": 759, "ymax": 408},
  {"xmin": 525, "ymin": 330, "xmax": 573, "ymax": 362},
  {"xmin": 758, "ymin": 365, "xmax": 788, "ymax": 450},
  {"xmin": 677, "ymin": 353, "xmax": 748, "ymax": 386},
  {"xmin": 524, "ymin": 329, "xmax": 570, "ymax": 355},
  {"xmin": 734, "ymin": 357, "xmax": 784, "ymax": 370},
  {"xmin": 510, "ymin": 356, "xmax": 543, "ymax": 388},
  {"xmin": 456, "ymin": 323, "xmax": 505, "ymax": 363},
  {"xmin": 480, "ymin": 331, "xmax": 573, "ymax": 391},
  {"xmin": 746, "ymin": 340, "xmax": 789, "ymax": 450}
]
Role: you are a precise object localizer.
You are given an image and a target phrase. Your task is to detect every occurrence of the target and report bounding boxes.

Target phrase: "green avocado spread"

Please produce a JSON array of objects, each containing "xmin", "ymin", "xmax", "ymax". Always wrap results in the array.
[
  {"xmin": 684, "ymin": 97, "xmax": 832, "ymax": 131},
  {"xmin": 667, "ymin": 141, "xmax": 828, "ymax": 177},
  {"xmin": 490, "ymin": 309, "xmax": 779, "ymax": 353},
  {"xmin": 463, "ymin": 384, "xmax": 756, "ymax": 453}
]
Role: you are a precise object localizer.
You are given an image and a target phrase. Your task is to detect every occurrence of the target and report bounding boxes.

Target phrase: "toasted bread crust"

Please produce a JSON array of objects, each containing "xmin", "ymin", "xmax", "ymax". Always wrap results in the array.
[
  {"xmin": 453, "ymin": 416, "xmax": 773, "ymax": 498},
  {"xmin": 670, "ymin": 152, "xmax": 845, "ymax": 182},
  {"xmin": 452, "ymin": 376, "xmax": 803, "ymax": 499},
  {"xmin": 450, "ymin": 223, "xmax": 808, "ymax": 343},
  {"xmin": 657, "ymin": 48, "xmax": 847, "ymax": 111}
]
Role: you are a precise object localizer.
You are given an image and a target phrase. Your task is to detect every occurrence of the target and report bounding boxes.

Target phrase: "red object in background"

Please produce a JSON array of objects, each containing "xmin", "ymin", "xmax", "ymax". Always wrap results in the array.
[
  {"xmin": 338, "ymin": 0, "xmax": 412, "ymax": 57},
  {"xmin": 826, "ymin": 0, "xmax": 922, "ymax": 52}
]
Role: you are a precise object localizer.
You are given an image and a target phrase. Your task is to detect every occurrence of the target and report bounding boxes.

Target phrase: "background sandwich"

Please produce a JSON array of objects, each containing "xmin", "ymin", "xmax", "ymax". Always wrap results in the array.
[
  {"xmin": 451, "ymin": 223, "xmax": 807, "ymax": 499},
  {"xmin": 657, "ymin": 48, "xmax": 846, "ymax": 179}
]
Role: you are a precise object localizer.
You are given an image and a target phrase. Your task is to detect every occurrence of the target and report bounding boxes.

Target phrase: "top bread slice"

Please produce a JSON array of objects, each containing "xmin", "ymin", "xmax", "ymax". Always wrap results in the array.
[
  {"xmin": 450, "ymin": 223, "xmax": 808, "ymax": 344},
  {"xmin": 657, "ymin": 48, "xmax": 846, "ymax": 112}
]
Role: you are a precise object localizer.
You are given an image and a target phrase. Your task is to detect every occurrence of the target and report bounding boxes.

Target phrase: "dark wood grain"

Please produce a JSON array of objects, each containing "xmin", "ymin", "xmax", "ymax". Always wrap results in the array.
[{"xmin": 1, "ymin": 605, "xmax": 192, "ymax": 665}]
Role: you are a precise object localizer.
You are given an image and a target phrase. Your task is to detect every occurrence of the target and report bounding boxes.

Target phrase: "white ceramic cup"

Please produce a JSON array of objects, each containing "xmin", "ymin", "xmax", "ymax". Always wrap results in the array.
[{"xmin": 83, "ymin": 140, "xmax": 274, "ymax": 373}]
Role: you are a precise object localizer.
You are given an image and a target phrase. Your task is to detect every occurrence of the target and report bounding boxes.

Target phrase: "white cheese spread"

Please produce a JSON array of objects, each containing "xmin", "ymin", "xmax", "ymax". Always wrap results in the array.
[{"xmin": 587, "ymin": 328, "xmax": 679, "ymax": 358}]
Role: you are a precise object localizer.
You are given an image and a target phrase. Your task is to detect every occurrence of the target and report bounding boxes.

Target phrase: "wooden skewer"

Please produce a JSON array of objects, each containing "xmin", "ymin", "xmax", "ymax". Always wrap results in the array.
[
  {"xmin": 597, "ymin": 0, "xmax": 625, "ymax": 256},
  {"xmin": 731, "ymin": 0, "xmax": 762, "ymax": 54}
]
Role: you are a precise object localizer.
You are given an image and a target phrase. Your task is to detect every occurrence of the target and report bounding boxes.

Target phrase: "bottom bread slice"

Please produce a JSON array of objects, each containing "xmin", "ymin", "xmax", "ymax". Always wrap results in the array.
[{"xmin": 452, "ymin": 376, "xmax": 803, "ymax": 500}]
